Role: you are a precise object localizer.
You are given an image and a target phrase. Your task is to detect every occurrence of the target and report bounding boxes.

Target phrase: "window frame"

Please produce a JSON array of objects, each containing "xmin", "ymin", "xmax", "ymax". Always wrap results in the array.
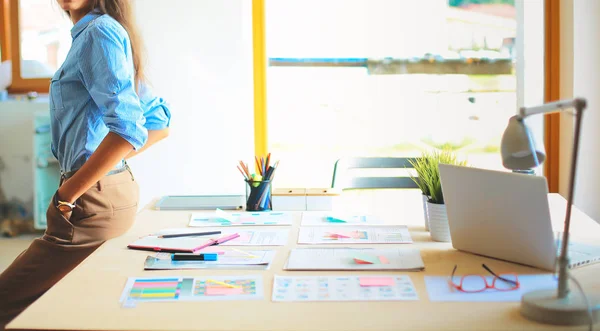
[
  {"xmin": 252, "ymin": 0, "xmax": 268, "ymax": 160},
  {"xmin": 0, "ymin": 0, "xmax": 10, "ymax": 62},
  {"xmin": 543, "ymin": 0, "xmax": 560, "ymax": 192},
  {"xmin": 4, "ymin": 0, "xmax": 50, "ymax": 93}
]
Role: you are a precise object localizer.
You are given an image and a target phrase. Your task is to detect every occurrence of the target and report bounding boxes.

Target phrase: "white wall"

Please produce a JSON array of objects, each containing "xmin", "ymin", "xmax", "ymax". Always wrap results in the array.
[
  {"xmin": 130, "ymin": 0, "xmax": 254, "ymax": 208},
  {"xmin": 568, "ymin": 0, "xmax": 600, "ymax": 222}
]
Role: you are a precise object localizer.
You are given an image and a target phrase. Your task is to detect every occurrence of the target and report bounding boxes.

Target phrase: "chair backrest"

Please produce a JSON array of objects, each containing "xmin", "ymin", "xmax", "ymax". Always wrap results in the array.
[{"xmin": 331, "ymin": 157, "xmax": 419, "ymax": 190}]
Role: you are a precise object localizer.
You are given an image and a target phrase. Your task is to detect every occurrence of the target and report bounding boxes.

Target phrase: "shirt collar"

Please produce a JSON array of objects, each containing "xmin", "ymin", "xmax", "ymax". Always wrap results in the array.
[{"xmin": 71, "ymin": 8, "xmax": 103, "ymax": 39}]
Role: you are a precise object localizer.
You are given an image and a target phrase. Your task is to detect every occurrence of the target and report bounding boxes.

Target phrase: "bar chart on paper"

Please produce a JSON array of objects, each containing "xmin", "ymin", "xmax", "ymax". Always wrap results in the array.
[
  {"xmin": 120, "ymin": 276, "xmax": 264, "ymax": 304},
  {"xmin": 125, "ymin": 278, "xmax": 183, "ymax": 301}
]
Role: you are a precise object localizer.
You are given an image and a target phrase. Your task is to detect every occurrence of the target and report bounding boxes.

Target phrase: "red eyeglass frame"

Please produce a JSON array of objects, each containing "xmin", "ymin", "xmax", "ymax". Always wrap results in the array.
[{"xmin": 448, "ymin": 264, "xmax": 521, "ymax": 293}]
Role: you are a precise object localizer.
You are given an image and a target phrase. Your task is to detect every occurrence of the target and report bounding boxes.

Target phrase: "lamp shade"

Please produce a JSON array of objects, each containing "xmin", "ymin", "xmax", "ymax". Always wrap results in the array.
[{"xmin": 500, "ymin": 115, "xmax": 546, "ymax": 170}]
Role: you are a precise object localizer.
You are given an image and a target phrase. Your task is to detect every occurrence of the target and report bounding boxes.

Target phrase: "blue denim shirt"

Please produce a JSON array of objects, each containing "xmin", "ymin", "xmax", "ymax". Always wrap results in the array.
[{"xmin": 50, "ymin": 9, "xmax": 171, "ymax": 173}]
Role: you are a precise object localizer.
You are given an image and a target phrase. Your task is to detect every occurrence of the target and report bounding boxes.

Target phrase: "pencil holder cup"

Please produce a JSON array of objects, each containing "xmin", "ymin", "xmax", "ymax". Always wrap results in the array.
[{"xmin": 245, "ymin": 179, "xmax": 272, "ymax": 211}]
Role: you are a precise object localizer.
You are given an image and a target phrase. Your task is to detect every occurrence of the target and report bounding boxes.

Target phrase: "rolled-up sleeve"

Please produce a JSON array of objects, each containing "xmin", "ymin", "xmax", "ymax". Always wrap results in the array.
[
  {"xmin": 78, "ymin": 22, "xmax": 148, "ymax": 150},
  {"xmin": 138, "ymin": 83, "xmax": 172, "ymax": 130}
]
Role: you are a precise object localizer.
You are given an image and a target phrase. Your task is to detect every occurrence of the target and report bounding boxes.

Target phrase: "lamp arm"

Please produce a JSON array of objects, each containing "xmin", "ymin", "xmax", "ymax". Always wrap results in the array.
[
  {"xmin": 519, "ymin": 98, "xmax": 587, "ymax": 118},
  {"xmin": 516, "ymin": 97, "xmax": 587, "ymax": 299},
  {"xmin": 556, "ymin": 100, "xmax": 585, "ymax": 299}
]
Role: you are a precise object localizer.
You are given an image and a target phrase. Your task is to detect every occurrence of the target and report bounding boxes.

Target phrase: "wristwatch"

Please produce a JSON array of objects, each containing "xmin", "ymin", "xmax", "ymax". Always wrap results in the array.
[{"xmin": 55, "ymin": 193, "xmax": 76, "ymax": 213}]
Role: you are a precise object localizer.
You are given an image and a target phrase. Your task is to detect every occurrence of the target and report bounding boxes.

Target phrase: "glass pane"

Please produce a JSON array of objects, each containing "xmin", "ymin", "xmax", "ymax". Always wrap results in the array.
[
  {"xmin": 266, "ymin": 0, "xmax": 536, "ymax": 188},
  {"xmin": 19, "ymin": 0, "xmax": 72, "ymax": 78},
  {"xmin": 461, "ymin": 275, "xmax": 487, "ymax": 292}
]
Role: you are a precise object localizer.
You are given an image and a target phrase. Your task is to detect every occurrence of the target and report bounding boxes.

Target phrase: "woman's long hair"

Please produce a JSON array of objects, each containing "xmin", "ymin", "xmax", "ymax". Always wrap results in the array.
[{"xmin": 89, "ymin": 0, "xmax": 146, "ymax": 89}]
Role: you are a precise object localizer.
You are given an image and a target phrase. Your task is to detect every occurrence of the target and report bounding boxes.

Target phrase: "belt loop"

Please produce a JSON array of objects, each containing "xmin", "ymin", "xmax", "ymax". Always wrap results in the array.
[{"xmin": 97, "ymin": 179, "xmax": 103, "ymax": 191}]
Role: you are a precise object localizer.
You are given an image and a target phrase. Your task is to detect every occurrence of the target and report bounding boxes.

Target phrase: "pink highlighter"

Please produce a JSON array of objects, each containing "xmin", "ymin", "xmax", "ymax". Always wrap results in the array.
[{"xmin": 193, "ymin": 233, "xmax": 241, "ymax": 252}]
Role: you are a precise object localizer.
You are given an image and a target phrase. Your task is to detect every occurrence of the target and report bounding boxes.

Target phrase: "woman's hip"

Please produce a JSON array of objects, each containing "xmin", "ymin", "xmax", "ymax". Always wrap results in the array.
[{"xmin": 45, "ymin": 170, "xmax": 139, "ymax": 246}]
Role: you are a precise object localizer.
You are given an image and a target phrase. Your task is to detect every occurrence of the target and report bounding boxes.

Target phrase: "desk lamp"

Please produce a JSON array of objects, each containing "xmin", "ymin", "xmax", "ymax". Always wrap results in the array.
[{"xmin": 501, "ymin": 97, "xmax": 599, "ymax": 325}]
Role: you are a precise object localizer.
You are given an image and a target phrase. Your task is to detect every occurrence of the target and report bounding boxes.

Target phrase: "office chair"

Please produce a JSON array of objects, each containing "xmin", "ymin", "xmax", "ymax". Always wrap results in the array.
[{"xmin": 331, "ymin": 157, "xmax": 419, "ymax": 190}]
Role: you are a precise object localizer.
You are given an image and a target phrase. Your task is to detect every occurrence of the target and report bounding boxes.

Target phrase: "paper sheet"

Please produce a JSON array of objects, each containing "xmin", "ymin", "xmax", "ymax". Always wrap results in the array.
[
  {"xmin": 297, "ymin": 226, "xmax": 412, "ymax": 244},
  {"xmin": 189, "ymin": 209, "xmax": 294, "ymax": 227},
  {"xmin": 284, "ymin": 248, "xmax": 424, "ymax": 271},
  {"xmin": 301, "ymin": 211, "xmax": 385, "ymax": 226},
  {"xmin": 144, "ymin": 250, "xmax": 276, "ymax": 270},
  {"xmin": 151, "ymin": 228, "xmax": 290, "ymax": 246},
  {"xmin": 272, "ymin": 275, "xmax": 418, "ymax": 302},
  {"xmin": 424, "ymin": 274, "xmax": 558, "ymax": 302},
  {"xmin": 120, "ymin": 276, "xmax": 263, "ymax": 304}
]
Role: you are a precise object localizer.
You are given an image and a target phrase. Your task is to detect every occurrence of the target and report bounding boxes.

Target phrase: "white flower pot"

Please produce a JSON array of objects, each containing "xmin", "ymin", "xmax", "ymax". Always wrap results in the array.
[
  {"xmin": 427, "ymin": 202, "xmax": 451, "ymax": 242},
  {"xmin": 422, "ymin": 194, "xmax": 429, "ymax": 231}
]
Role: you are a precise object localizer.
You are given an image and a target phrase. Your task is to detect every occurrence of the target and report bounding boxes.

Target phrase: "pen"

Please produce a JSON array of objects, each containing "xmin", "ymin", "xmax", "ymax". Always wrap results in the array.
[
  {"xmin": 158, "ymin": 231, "xmax": 222, "ymax": 239},
  {"xmin": 172, "ymin": 253, "xmax": 218, "ymax": 261}
]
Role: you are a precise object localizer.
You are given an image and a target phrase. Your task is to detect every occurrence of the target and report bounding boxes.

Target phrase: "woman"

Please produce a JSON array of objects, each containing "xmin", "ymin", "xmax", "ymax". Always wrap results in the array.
[{"xmin": 0, "ymin": 0, "xmax": 171, "ymax": 328}]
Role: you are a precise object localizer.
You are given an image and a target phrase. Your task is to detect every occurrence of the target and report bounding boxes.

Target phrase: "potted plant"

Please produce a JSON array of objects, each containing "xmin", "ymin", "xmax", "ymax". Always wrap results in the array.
[
  {"xmin": 416, "ymin": 149, "xmax": 466, "ymax": 242},
  {"xmin": 409, "ymin": 154, "xmax": 433, "ymax": 231}
]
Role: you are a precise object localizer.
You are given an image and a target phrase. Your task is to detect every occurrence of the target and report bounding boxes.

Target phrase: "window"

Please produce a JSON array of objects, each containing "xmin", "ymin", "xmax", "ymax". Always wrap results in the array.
[
  {"xmin": 0, "ymin": 0, "xmax": 70, "ymax": 92},
  {"xmin": 18, "ymin": 0, "xmax": 71, "ymax": 78},
  {"xmin": 265, "ymin": 0, "xmax": 544, "ymax": 188}
]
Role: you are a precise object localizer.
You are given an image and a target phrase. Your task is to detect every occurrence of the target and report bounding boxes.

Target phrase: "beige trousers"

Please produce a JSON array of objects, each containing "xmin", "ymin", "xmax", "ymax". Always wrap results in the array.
[{"xmin": 0, "ymin": 170, "xmax": 138, "ymax": 329}]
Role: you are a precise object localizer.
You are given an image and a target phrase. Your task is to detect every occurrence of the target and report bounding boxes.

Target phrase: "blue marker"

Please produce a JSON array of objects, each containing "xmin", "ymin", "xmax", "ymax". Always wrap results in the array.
[{"xmin": 171, "ymin": 253, "xmax": 218, "ymax": 261}]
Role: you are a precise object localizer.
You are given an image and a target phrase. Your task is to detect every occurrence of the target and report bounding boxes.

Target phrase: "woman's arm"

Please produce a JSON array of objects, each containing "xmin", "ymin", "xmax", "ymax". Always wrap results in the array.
[
  {"xmin": 129, "ymin": 83, "xmax": 172, "ymax": 160},
  {"xmin": 125, "ymin": 128, "xmax": 169, "ymax": 160},
  {"xmin": 57, "ymin": 132, "xmax": 133, "ymax": 203}
]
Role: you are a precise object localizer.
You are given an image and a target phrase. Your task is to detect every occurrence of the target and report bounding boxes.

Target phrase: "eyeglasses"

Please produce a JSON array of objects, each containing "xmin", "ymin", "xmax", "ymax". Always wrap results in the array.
[{"xmin": 448, "ymin": 264, "xmax": 520, "ymax": 293}]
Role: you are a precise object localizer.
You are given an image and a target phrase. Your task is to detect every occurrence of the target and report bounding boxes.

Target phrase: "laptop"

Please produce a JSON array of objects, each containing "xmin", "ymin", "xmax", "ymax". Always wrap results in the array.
[{"xmin": 439, "ymin": 164, "xmax": 600, "ymax": 271}]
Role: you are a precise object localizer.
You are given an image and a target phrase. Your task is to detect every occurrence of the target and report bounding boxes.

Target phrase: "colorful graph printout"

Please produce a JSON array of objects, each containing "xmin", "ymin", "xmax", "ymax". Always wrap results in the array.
[{"xmin": 120, "ymin": 276, "xmax": 264, "ymax": 305}]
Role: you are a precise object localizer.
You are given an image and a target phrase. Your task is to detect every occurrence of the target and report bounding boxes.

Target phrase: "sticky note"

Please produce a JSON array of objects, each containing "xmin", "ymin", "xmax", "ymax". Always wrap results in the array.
[
  {"xmin": 359, "ymin": 277, "xmax": 395, "ymax": 287},
  {"xmin": 215, "ymin": 208, "xmax": 235, "ymax": 222},
  {"xmin": 354, "ymin": 259, "xmax": 372, "ymax": 264},
  {"xmin": 353, "ymin": 253, "xmax": 380, "ymax": 264},
  {"xmin": 325, "ymin": 216, "xmax": 347, "ymax": 223},
  {"xmin": 205, "ymin": 286, "xmax": 244, "ymax": 296},
  {"xmin": 327, "ymin": 233, "xmax": 350, "ymax": 239},
  {"xmin": 378, "ymin": 255, "xmax": 390, "ymax": 264}
]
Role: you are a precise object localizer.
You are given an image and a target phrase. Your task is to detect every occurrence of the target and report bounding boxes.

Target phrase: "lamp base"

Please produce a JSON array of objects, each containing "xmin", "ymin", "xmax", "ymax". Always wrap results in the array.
[{"xmin": 521, "ymin": 289, "xmax": 599, "ymax": 326}]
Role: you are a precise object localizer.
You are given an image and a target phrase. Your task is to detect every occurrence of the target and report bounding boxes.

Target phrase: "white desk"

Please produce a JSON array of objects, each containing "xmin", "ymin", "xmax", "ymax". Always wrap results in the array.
[{"xmin": 7, "ymin": 192, "xmax": 600, "ymax": 331}]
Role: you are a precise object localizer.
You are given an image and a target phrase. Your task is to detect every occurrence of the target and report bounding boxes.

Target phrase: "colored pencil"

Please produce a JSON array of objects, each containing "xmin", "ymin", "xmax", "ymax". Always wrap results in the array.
[
  {"xmin": 255, "ymin": 156, "xmax": 262, "ymax": 176},
  {"xmin": 237, "ymin": 165, "xmax": 249, "ymax": 180},
  {"xmin": 265, "ymin": 153, "xmax": 271, "ymax": 170}
]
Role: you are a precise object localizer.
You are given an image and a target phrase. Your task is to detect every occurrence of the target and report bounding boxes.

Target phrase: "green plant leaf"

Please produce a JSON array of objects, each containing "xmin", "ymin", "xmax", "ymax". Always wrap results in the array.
[{"xmin": 410, "ymin": 149, "xmax": 467, "ymax": 204}]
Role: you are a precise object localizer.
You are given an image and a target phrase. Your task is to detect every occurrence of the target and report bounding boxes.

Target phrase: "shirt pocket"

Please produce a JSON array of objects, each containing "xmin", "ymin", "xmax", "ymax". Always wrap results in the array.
[{"xmin": 49, "ymin": 69, "xmax": 64, "ymax": 111}]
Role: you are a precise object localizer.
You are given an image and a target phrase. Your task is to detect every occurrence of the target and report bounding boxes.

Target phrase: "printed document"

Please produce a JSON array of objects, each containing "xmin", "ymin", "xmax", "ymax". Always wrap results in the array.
[
  {"xmin": 285, "ymin": 248, "xmax": 424, "ymax": 271},
  {"xmin": 297, "ymin": 226, "xmax": 412, "ymax": 244}
]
